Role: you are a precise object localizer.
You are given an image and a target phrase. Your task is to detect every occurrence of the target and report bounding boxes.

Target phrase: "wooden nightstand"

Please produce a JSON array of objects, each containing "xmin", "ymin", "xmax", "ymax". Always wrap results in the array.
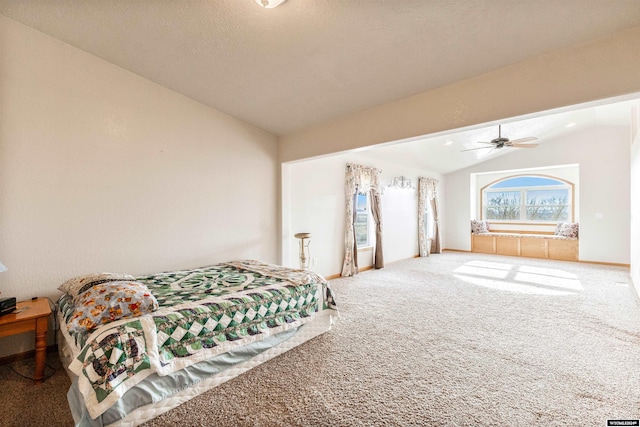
[{"xmin": 0, "ymin": 298, "xmax": 52, "ymax": 384}]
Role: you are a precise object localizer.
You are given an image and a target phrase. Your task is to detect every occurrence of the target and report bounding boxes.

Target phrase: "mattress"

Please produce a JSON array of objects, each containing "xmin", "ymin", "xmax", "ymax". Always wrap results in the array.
[{"xmin": 57, "ymin": 260, "xmax": 338, "ymax": 427}]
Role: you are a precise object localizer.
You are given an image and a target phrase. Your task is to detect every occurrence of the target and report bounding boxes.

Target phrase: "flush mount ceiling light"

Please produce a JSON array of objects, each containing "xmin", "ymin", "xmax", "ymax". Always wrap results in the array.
[{"xmin": 255, "ymin": 0, "xmax": 287, "ymax": 8}]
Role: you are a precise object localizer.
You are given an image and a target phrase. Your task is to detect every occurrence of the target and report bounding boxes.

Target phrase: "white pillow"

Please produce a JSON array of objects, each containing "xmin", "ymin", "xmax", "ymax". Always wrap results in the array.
[
  {"xmin": 556, "ymin": 222, "xmax": 579, "ymax": 238},
  {"xmin": 58, "ymin": 272, "xmax": 135, "ymax": 300},
  {"xmin": 471, "ymin": 219, "xmax": 490, "ymax": 234}
]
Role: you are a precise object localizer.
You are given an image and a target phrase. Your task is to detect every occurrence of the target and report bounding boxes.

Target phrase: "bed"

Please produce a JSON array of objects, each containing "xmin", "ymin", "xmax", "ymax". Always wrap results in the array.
[{"xmin": 56, "ymin": 260, "xmax": 338, "ymax": 427}]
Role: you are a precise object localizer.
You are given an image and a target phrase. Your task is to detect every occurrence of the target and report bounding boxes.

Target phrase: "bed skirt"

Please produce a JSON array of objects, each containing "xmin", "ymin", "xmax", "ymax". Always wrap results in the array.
[{"xmin": 59, "ymin": 308, "xmax": 337, "ymax": 427}]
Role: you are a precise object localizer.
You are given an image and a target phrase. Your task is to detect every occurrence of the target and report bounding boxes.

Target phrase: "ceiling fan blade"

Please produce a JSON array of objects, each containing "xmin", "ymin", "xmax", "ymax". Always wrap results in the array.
[
  {"xmin": 475, "ymin": 141, "xmax": 494, "ymax": 145},
  {"xmin": 508, "ymin": 137, "xmax": 538, "ymax": 144},
  {"xmin": 461, "ymin": 146, "xmax": 493, "ymax": 152},
  {"xmin": 509, "ymin": 143, "xmax": 539, "ymax": 148}
]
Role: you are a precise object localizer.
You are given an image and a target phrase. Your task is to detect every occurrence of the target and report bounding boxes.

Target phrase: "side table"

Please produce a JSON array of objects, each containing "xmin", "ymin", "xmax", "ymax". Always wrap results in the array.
[{"xmin": 0, "ymin": 298, "xmax": 52, "ymax": 383}]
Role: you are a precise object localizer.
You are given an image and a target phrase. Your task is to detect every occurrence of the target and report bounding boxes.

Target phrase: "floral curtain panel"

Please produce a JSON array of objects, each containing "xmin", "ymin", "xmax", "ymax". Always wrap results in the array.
[
  {"xmin": 341, "ymin": 163, "xmax": 383, "ymax": 277},
  {"xmin": 418, "ymin": 177, "xmax": 442, "ymax": 256},
  {"xmin": 370, "ymin": 190, "xmax": 384, "ymax": 269},
  {"xmin": 417, "ymin": 177, "xmax": 429, "ymax": 257}
]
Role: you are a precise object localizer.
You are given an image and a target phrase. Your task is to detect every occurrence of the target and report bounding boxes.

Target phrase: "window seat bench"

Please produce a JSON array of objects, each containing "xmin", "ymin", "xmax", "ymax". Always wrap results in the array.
[{"xmin": 471, "ymin": 232, "xmax": 578, "ymax": 261}]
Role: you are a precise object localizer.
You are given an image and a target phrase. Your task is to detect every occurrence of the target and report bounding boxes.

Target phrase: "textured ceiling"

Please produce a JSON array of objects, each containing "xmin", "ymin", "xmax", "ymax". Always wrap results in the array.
[{"xmin": 1, "ymin": 0, "xmax": 640, "ymax": 136}]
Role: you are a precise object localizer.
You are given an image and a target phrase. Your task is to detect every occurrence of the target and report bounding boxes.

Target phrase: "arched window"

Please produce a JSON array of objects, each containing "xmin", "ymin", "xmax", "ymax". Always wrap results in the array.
[{"xmin": 482, "ymin": 175, "xmax": 573, "ymax": 223}]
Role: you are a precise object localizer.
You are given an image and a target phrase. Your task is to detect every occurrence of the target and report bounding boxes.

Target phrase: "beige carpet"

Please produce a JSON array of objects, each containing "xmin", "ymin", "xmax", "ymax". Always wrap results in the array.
[
  {"xmin": 0, "ymin": 351, "xmax": 72, "ymax": 426},
  {"xmin": 2, "ymin": 252, "xmax": 639, "ymax": 426}
]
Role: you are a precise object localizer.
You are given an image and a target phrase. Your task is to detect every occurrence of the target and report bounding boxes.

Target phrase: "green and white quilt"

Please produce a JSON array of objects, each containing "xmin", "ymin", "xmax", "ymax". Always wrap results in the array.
[{"xmin": 60, "ymin": 260, "xmax": 337, "ymax": 419}]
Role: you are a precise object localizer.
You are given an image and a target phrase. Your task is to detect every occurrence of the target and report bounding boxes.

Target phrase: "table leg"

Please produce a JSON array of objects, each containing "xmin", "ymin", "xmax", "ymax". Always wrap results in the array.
[{"xmin": 34, "ymin": 317, "xmax": 47, "ymax": 384}]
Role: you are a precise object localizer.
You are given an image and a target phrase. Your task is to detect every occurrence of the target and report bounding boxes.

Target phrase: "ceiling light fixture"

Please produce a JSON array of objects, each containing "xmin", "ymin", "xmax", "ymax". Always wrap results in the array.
[{"xmin": 255, "ymin": 0, "xmax": 287, "ymax": 8}]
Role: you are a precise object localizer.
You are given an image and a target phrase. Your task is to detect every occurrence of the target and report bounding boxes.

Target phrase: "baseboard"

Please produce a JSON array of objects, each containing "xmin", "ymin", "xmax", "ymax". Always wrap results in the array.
[
  {"xmin": 390, "ymin": 256, "xmax": 420, "ymax": 262},
  {"xmin": 578, "ymin": 260, "xmax": 630, "ymax": 268},
  {"xmin": 325, "ymin": 255, "xmax": 423, "ymax": 280},
  {"xmin": 442, "ymin": 248, "xmax": 471, "ymax": 253},
  {"xmin": 0, "ymin": 344, "xmax": 58, "ymax": 365}
]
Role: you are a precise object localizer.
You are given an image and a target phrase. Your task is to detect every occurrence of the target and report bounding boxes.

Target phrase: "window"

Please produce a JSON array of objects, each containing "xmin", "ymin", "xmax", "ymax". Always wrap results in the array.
[
  {"xmin": 354, "ymin": 193, "xmax": 370, "ymax": 247},
  {"xmin": 483, "ymin": 176, "xmax": 572, "ymax": 223}
]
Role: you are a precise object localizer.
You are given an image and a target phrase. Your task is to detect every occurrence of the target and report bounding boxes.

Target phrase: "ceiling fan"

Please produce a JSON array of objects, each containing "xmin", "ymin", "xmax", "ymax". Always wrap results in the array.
[{"xmin": 462, "ymin": 125, "xmax": 538, "ymax": 152}]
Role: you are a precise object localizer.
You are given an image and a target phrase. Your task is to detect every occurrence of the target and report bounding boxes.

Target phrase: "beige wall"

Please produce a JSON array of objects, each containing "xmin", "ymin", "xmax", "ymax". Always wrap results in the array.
[
  {"xmin": 280, "ymin": 26, "xmax": 640, "ymax": 162},
  {"xmin": 0, "ymin": 16, "xmax": 278, "ymax": 356}
]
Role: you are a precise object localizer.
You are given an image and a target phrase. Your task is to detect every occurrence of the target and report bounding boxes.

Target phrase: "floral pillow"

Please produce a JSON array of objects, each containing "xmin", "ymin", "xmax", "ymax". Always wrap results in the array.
[
  {"xmin": 58, "ymin": 272, "xmax": 135, "ymax": 301},
  {"xmin": 471, "ymin": 219, "xmax": 490, "ymax": 234},
  {"xmin": 554, "ymin": 222, "xmax": 564, "ymax": 235},
  {"xmin": 555, "ymin": 222, "xmax": 579, "ymax": 238},
  {"xmin": 67, "ymin": 281, "xmax": 159, "ymax": 335}
]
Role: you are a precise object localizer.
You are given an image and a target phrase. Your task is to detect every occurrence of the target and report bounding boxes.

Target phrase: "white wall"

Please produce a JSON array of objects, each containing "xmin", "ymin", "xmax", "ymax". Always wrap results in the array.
[
  {"xmin": 280, "ymin": 26, "xmax": 640, "ymax": 163},
  {"xmin": 444, "ymin": 126, "xmax": 631, "ymax": 264},
  {"xmin": 630, "ymin": 103, "xmax": 640, "ymax": 297},
  {"xmin": 283, "ymin": 152, "xmax": 442, "ymax": 277},
  {"xmin": 0, "ymin": 16, "xmax": 279, "ymax": 356}
]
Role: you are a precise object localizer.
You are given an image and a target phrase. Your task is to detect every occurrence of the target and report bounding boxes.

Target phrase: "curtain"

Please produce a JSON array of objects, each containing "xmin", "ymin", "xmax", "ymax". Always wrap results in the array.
[
  {"xmin": 341, "ymin": 163, "xmax": 383, "ymax": 277},
  {"xmin": 430, "ymin": 198, "xmax": 442, "ymax": 254},
  {"xmin": 418, "ymin": 177, "xmax": 442, "ymax": 255},
  {"xmin": 351, "ymin": 197, "xmax": 358, "ymax": 271},
  {"xmin": 417, "ymin": 177, "xmax": 429, "ymax": 257},
  {"xmin": 370, "ymin": 187, "xmax": 384, "ymax": 269},
  {"xmin": 427, "ymin": 178, "xmax": 442, "ymax": 254},
  {"xmin": 341, "ymin": 165, "xmax": 358, "ymax": 277}
]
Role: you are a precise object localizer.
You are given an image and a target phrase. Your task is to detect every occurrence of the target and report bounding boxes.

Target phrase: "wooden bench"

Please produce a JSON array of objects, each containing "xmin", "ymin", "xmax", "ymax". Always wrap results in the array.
[{"xmin": 471, "ymin": 231, "xmax": 578, "ymax": 261}]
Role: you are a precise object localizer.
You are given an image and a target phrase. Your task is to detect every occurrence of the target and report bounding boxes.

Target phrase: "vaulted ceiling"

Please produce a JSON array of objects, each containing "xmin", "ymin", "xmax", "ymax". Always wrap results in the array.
[
  {"xmin": 359, "ymin": 99, "xmax": 638, "ymax": 174},
  {"xmin": 1, "ymin": 0, "xmax": 639, "ymax": 137}
]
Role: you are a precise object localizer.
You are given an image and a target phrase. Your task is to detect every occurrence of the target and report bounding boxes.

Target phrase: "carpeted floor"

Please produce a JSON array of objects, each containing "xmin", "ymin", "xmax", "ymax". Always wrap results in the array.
[
  {"xmin": 0, "ymin": 351, "xmax": 72, "ymax": 426},
  {"xmin": 2, "ymin": 252, "xmax": 639, "ymax": 426}
]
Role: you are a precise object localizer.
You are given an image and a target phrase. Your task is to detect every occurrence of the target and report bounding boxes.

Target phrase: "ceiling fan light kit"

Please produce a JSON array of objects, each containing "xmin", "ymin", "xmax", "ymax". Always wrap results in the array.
[{"xmin": 462, "ymin": 124, "xmax": 538, "ymax": 153}]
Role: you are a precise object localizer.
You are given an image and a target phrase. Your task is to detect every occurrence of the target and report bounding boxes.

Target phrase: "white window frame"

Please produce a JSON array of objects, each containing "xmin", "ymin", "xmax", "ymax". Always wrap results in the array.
[{"xmin": 482, "ymin": 175, "xmax": 574, "ymax": 224}]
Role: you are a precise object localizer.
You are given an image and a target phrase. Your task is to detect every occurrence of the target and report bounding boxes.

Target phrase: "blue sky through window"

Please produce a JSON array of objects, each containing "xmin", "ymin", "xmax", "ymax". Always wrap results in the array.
[{"xmin": 490, "ymin": 176, "xmax": 564, "ymax": 188}]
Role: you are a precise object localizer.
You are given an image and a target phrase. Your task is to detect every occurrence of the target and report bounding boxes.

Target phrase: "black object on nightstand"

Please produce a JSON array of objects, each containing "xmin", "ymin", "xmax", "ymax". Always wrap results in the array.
[{"xmin": 0, "ymin": 297, "xmax": 17, "ymax": 316}]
